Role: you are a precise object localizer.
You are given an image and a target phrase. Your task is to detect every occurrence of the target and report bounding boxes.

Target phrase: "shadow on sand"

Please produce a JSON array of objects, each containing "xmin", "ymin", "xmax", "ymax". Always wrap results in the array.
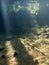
[
  {"xmin": 10, "ymin": 36, "xmax": 38, "ymax": 65},
  {"xmin": 0, "ymin": 35, "xmax": 38, "ymax": 65},
  {"xmin": 0, "ymin": 40, "xmax": 9, "ymax": 65}
]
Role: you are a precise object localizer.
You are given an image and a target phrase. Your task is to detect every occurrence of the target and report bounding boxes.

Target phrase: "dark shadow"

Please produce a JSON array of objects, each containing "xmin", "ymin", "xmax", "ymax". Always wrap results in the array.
[{"xmin": 10, "ymin": 36, "xmax": 38, "ymax": 65}]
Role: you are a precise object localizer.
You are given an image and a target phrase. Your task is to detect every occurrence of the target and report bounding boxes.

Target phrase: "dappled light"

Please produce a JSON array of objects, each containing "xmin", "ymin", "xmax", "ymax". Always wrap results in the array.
[
  {"xmin": 0, "ymin": 26, "xmax": 49, "ymax": 65},
  {"xmin": 12, "ymin": 1, "xmax": 23, "ymax": 13},
  {"xmin": 27, "ymin": 1, "xmax": 39, "ymax": 15},
  {"xmin": 12, "ymin": 1, "xmax": 39, "ymax": 15}
]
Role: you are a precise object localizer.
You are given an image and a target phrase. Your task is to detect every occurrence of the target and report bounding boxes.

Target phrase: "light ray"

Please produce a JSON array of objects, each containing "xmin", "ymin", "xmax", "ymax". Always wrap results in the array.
[{"xmin": 1, "ymin": 0, "xmax": 11, "ymax": 36}]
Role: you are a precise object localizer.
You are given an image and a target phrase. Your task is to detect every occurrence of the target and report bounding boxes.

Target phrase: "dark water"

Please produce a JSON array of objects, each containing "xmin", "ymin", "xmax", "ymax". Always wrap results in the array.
[
  {"xmin": 0, "ymin": 1, "xmax": 5, "ymax": 35},
  {"xmin": 0, "ymin": 0, "xmax": 49, "ymax": 35}
]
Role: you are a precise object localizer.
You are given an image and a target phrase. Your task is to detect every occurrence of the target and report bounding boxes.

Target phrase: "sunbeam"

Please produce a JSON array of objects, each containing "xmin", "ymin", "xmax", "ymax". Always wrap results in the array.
[{"xmin": 1, "ymin": 0, "xmax": 12, "ymax": 37}]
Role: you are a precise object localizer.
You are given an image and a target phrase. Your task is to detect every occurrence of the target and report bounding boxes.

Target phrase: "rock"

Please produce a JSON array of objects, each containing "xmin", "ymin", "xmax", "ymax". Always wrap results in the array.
[
  {"xmin": 0, "ymin": 47, "xmax": 4, "ymax": 51},
  {"xmin": 1, "ymin": 55, "xmax": 6, "ymax": 59},
  {"xmin": 35, "ymin": 60, "xmax": 39, "ymax": 64},
  {"xmin": 14, "ymin": 51, "xmax": 18, "ymax": 57}
]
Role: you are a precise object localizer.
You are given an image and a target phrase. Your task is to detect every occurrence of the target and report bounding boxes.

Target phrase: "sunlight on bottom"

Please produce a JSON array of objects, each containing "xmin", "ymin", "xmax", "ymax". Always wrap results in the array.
[
  {"xmin": 20, "ymin": 38, "xmax": 33, "ymax": 56},
  {"xmin": 5, "ymin": 41, "xmax": 18, "ymax": 65}
]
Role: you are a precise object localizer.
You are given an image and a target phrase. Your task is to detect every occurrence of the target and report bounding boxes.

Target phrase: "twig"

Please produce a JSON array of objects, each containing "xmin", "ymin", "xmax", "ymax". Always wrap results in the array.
[{"xmin": 34, "ymin": 47, "xmax": 47, "ymax": 56}]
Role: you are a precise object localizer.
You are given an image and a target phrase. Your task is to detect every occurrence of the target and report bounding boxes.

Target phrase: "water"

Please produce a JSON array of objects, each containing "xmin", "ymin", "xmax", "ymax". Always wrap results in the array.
[{"xmin": 0, "ymin": 0, "xmax": 49, "ymax": 36}]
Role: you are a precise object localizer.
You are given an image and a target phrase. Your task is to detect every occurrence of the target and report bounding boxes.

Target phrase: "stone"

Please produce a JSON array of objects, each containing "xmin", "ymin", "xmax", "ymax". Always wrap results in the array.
[
  {"xmin": 14, "ymin": 51, "xmax": 18, "ymax": 57},
  {"xmin": 35, "ymin": 60, "xmax": 39, "ymax": 64},
  {"xmin": 1, "ymin": 55, "xmax": 6, "ymax": 59},
  {"xmin": 0, "ymin": 47, "xmax": 4, "ymax": 51}
]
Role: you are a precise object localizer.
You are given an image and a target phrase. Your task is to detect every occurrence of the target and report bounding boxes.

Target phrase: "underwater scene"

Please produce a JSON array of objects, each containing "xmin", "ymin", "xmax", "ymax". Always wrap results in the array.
[{"xmin": 0, "ymin": 0, "xmax": 49, "ymax": 65}]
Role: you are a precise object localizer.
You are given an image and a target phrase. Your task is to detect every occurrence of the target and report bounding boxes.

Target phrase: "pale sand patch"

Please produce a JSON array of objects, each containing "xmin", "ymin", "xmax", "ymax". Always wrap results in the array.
[{"xmin": 5, "ymin": 41, "xmax": 18, "ymax": 65}]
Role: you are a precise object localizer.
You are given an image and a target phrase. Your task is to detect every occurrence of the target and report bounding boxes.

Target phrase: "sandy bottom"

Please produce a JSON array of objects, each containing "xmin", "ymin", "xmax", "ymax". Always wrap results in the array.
[{"xmin": 0, "ymin": 35, "xmax": 49, "ymax": 65}]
